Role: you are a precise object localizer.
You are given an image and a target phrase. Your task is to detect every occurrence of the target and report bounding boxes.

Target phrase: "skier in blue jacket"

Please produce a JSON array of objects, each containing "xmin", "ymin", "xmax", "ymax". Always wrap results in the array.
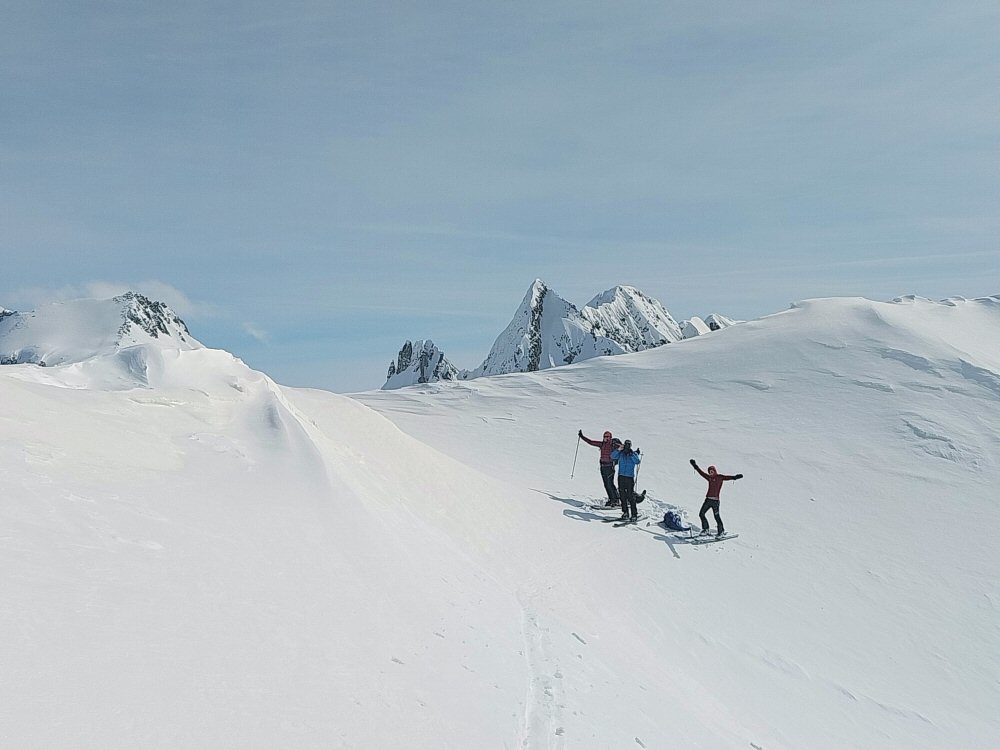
[{"xmin": 611, "ymin": 439, "xmax": 642, "ymax": 521}]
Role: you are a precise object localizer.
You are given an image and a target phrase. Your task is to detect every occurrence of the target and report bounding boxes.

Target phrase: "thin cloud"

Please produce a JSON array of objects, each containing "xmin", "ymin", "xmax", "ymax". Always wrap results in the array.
[
  {"xmin": 243, "ymin": 323, "xmax": 269, "ymax": 343},
  {"xmin": 2, "ymin": 280, "xmax": 222, "ymax": 320}
]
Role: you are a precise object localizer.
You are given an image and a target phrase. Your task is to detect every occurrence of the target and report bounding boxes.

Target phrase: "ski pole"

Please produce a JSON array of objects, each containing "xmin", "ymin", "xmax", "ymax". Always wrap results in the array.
[{"xmin": 571, "ymin": 434, "xmax": 581, "ymax": 478}]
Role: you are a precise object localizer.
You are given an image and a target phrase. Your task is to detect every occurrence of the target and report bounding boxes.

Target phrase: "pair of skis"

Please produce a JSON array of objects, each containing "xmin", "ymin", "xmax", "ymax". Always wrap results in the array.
[
  {"xmin": 686, "ymin": 531, "xmax": 739, "ymax": 544},
  {"xmin": 665, "ymin": 524, "xmax": 740, "ymax": 543},
  {"xmin": 587, "ymin": 500, "xmax": 740, "ymax": 542}
]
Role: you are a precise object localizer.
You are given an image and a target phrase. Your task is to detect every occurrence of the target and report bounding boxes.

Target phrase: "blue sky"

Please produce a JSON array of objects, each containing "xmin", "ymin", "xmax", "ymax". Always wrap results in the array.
[{"xmin": 3, "ymin": 1, "xmax": 998, "ymax": 391}]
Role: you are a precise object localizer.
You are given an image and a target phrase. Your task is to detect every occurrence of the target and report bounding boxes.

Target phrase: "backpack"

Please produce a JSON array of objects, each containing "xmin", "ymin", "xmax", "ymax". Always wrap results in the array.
[{"xmin": 663, "ymin": 510, "xmax": 689, "ymax": 531}]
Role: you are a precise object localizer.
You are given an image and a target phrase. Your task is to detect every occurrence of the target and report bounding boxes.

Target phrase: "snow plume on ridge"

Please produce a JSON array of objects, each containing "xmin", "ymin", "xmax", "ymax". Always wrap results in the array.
[
  {"xmin": 0, "ymin": 292, "xmax": 201, "ymax": 367},
  {"xmin": 382, "ymin": 279, "xmax": 701, "ymax": 390}
]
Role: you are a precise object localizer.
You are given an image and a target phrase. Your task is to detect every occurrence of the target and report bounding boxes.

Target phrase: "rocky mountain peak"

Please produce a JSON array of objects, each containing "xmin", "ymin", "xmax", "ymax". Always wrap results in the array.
[
  {"xmin": 385, "ymin": 339, "xmax": 462, "ymax": 389},
  {"xmin": 381, "ymin": 279, "xmax": 736, "ymax": 389},
  {"xmin": 0, "ymin": 293, "xmax": 201, "ymax": 367},
  {"xmin": 114, "ymin": 292, "xmax": 193, "ymax": 343}
]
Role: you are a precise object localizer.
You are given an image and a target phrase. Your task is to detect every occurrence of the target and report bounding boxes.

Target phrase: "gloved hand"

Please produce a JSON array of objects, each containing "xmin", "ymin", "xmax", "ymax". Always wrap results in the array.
[
  {"xmin": 635, "ymin": 448, "xmax": 641, "ymax": 454},
  {"xmin": 734, "ymin": 473, "xmax": 744, "ymax": 480},
  {"xmin": 578, "ymin": 429, "xmax": 583, "ymax": 438},
  {"xmin": 689, "ymin": 459, "xmax": 697, "ymax": 467}
]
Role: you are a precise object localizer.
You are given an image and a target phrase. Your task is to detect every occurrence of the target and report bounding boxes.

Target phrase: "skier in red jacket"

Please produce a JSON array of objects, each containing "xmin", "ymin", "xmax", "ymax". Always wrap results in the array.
[
  {"xmin": 689, "ymin": 459, "xmax": 743, "ymax": 536},
  {"xmin": 579, "ymin": 430, "xmax": 621, "ymax": 506}
]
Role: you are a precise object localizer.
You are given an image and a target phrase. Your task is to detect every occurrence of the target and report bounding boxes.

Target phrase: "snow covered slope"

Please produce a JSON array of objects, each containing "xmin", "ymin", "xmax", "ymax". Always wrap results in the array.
[
  {"xmin": 1, "ymin": 339, "xmax": 546, "ymax": 747},
  {"xmin": 360, "ymin": 294, "xmax": 1000, "ymax": 749},
  {"xmin": 2, "ymin": 293, "xmax": 998, "ymax": 748}
]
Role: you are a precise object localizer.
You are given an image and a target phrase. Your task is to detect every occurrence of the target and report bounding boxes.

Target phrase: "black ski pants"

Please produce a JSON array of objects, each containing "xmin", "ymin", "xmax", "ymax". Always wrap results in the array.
[
  {"xmin": 699, "ymin": 497, "xmax": 723, "ymax": 533},
  {"xmin": 619, "ymin": 475, "xmax": 637, "ymax": 519},
  {"xmin": 599, "ymin": 462, "xmax": 619, "ymax": 503}
]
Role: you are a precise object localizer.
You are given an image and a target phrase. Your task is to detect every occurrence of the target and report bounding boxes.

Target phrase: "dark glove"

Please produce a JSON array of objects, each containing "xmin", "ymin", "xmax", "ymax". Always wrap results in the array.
[
  {"xmin": 635, "ymin": 447, "xmax": 641, "ymax": 454},
  {"xmin": 735, "ymin": 474, "xmax": 744, "ymax": 480},
  {"xmin": 689, "ymin": 459, "xmax": 697, "ymax": 467},
  {"xmin": 578, "ymin": 429, "xmax": 583, "ymax": 438}
]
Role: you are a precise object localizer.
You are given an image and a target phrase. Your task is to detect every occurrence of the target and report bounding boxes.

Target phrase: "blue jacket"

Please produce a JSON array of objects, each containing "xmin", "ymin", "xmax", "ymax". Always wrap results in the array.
[{"xmin": 611, "ymin": 448, "xmax": 641, "ymax": 477}]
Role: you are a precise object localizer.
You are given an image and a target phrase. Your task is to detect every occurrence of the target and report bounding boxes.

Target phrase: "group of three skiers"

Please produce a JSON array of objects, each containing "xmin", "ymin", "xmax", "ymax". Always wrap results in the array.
[{"xmin": 579, "ymin": 429, "xmax": 743, "ymax": 536}]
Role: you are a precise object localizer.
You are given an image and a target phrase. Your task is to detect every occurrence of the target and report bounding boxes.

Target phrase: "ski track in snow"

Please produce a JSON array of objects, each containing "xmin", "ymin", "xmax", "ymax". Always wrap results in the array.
[{"xmin": 517, "ymin": 605, "xmax": 565, "ymax": 750}]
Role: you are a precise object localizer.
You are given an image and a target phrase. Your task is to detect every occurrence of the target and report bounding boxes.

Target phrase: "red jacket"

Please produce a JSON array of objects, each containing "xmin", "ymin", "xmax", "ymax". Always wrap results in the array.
[
  {"xmin": 581, "ymin": 433, "xmax": 614, "ymax": 463},
  {"xmin": 694, "ymin": 465, "xmax": 738, "ymax": 499}
]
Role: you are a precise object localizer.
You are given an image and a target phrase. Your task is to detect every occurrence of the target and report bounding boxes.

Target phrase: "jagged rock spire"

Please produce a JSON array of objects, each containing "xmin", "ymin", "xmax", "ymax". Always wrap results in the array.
[{"xmin": 381, "ymin": 280, "xmax": 735, "ymax": 390}]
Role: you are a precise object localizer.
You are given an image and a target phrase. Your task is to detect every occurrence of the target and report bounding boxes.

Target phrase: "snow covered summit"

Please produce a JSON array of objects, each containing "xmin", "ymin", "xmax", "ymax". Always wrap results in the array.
[
  {"xmin": 581, "ymin": 284, "xmax": 682, "ymax": 349},
  {"xmin": 383, "ymin": 279, "xmax": 699, "ymax": 389},
  {"xmin": 0, "ymin": 292, "xmax": 200, "ymax": 367},
  {"xmin": 472, "ymin": 279, "xmax": 626, "ymax": 376}
]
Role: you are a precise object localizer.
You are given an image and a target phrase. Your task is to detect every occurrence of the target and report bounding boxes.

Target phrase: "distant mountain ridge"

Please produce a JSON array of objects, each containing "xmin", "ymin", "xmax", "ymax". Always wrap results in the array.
[
  {"xmin": 383, "ymin": 279, "xmax": 735, "ymax": 389},
  {"xmin": 0, "ymin": 292, "xmax": 199, "ymax": 366}
]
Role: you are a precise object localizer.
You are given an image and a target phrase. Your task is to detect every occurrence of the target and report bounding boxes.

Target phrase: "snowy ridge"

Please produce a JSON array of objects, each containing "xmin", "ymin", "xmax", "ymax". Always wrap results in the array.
[
  {"xmin": 472, "ymin": 279, "xmax": 624, "ymax": 376},
  {"xmin": 2, "ymin": 292, "xmax": 998, "ymax": 747},
  {"xmin": 705, "ymin": 312, "xmax": 737, "ymax": 330},
  {"xmin": 681, "ymin": 316, "xmax": 711, "ymax": 338},
  {"xmin": 0, "ymin": 292, "xmax": 199, "ymax": 367},
  {"xmin": 580, "ymin": 284, "xmax": 682, "ymax": 351},
  {"xmin": 384, "ymin": 339, "xmax": 461, "ymax": 389},
  {"xmin": 383, "ymin": 279, "xmax": 705, "ymax": 389}
]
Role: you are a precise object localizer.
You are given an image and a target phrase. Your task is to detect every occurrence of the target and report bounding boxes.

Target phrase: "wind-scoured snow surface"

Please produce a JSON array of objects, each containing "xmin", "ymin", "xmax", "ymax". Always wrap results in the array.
[{"xmin": 2, "ymin": 294, "xmax": 999, "ymax": 748}]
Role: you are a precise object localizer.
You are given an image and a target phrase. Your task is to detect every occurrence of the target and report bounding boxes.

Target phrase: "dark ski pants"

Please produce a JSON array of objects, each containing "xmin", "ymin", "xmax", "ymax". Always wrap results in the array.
[
  {"xmin": 699, "ymin": 497, "xmax": 723, "ymax": 533},
  {"xmin": 619, "ymin": 475, "xmax": 637, "ymax": 518},
  {"xmin": 600, "ymin": 462, "xmax": 619, "ymax": 504}
]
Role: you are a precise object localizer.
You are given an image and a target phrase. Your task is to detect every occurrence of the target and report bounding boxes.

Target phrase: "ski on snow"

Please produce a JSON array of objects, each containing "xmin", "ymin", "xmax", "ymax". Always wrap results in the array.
[
  {"xmin": 687, "ymin": 532, "xmax": 739, "ymax": 544},
  {"xmin": 612, "ymin": 515, "xmax": 645, "ymax": 527},
  {"xmin": 587, "ymin": 491, "xmax": 646, "ymax": 512}
]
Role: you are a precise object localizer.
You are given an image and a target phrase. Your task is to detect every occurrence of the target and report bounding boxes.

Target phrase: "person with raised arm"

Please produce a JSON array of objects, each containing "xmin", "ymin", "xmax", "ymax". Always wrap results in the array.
[
  {"xmin": 578, "ymin": 429, "xmax": 621, "ymax": 507},
  {"xmin": 689, "ymin": 459, "xmax": 743, "ymax": 536}
]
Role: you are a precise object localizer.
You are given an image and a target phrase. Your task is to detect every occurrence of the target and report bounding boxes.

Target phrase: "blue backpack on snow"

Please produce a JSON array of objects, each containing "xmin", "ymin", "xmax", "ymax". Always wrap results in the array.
[{"xmin": 663, "ymin": 510, "xmax": 689, "ymax": 531}]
